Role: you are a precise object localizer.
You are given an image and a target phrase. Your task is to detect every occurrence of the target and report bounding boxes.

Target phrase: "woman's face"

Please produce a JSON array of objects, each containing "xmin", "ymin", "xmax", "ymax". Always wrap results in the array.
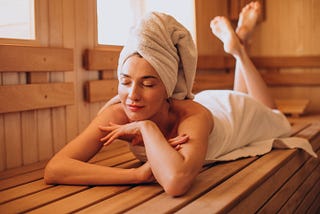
[{"xmin": 118, "ymin": 55, "xmax": 168, "ymax": 122}]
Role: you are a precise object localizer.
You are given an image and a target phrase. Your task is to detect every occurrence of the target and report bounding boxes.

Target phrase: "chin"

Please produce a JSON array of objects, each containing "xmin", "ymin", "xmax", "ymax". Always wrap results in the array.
[{"xmin": 126, "ymin": 112, "xmax": 149, "ymax": 122}]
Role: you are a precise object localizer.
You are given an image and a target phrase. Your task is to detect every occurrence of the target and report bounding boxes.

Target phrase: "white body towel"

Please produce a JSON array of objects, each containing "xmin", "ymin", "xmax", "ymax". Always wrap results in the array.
[
  {"xmin": 129, "ymin": 90, "xmax": 317, "ymax": 163},
  {"xmin": 195, "ymin": 90, "xmax": 317, "ymax": 163}
]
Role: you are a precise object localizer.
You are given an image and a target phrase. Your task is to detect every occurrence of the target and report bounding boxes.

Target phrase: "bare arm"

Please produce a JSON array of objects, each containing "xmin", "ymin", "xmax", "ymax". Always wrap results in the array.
[
  {"xmin": 101, "ymin": 106, "xmax": 213, "ymax": 196},
  {"xmin": 44, "ymin": 104, "xmax": 145, "ymax": 185},
  {"xmin": 142, "ymin": 112, "xmax": 212, "ymax": 196}
]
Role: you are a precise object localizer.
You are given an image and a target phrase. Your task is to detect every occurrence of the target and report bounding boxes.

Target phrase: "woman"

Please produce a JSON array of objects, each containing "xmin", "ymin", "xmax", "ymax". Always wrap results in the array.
[{"xmin": 44, "ymin": 2, "xmax": 316, "ymax": 196}]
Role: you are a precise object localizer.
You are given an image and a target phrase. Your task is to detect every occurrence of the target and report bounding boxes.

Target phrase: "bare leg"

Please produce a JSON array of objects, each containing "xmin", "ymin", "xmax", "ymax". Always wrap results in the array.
[
  {"xmin": 236, "ymin": 1, "xmax": 262, "ymax": 45},
  {"xmin": 234, "ymin": 2, "xmax": 261, "ymax": 93},
  {"xmin": 210, "ymin": 16, "xmax": 275, "ymax": 109},
  {"xmin": 233, "ymin": 1, "xmax": 262, "ymax": 94}
]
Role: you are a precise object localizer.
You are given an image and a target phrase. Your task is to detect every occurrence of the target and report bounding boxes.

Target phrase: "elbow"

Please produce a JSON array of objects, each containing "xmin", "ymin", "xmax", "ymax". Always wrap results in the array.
[
  {"xmin": 44, "ymin": 158, "xmax": 62, "ymax": 185},
  {"xmin": 162, "ymin": 173, "xmax": 193, "ymax": 197}
]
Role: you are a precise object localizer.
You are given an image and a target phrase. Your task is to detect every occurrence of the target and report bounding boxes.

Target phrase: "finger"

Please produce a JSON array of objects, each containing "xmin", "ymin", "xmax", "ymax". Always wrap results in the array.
[
  {"xmin": 101, "ymin": 130, "xmax": 119, "ymax": 145},
  {"xmin": 168, "ymin": 134, "xmax": 185, "ymax": 144},
  {"xmin": 98, "ymin": 125, "xmax": 116, "ymax": 132},
  {"xmin": 175, "ymin": 144, "xmax": 182, "ymax": 151},
  {"xmin": 169, "ymin": 135, "xmax": 189, "ymax": 146}
]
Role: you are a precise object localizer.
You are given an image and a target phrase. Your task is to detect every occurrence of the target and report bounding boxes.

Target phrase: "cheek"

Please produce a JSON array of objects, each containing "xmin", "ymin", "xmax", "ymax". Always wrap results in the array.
[{"xmin": 118, "ymin": 85, "xmax": 127, "ymax": 101}]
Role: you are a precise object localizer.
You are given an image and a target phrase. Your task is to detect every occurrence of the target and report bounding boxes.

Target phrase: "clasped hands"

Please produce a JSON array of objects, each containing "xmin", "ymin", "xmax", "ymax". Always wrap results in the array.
[{"xmin": 99, "ymin": 121, "xmax": 189, "ymax": 150}]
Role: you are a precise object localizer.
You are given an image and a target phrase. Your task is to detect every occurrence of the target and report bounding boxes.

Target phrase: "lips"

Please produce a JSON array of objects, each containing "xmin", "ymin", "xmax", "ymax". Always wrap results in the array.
[{"xmin": 127, "ymin": 104, "xmax": 144, "ymax": 112}]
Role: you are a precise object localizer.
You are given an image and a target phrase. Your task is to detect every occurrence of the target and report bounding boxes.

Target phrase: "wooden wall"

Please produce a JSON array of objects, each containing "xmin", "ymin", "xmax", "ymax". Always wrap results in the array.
[
  {"xmin": 0, "ymin": 0, "xmax": 107, "ymax": 171},
  {"xmin": 0, "ymin": 0, "xmax": 319, "ymax": 171},
  {"xmin": 195, "ymin": 0, "xmax": 320, "ymax": 113}
]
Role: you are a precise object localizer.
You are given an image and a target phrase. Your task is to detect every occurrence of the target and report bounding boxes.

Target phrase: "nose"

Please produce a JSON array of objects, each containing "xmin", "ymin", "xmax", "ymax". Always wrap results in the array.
[{"xmin": 128, "ymin": 83, "xmax": 141, "ymax": 101}]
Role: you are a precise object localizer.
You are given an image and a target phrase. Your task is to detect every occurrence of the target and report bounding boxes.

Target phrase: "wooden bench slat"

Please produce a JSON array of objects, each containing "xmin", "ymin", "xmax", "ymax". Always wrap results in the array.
[
  {"xmin": 29, "ymin": 186, "xmax": 131, "ymax": 214},
  {"xmin": 0, "ymin": 45, "xmax": 73, "ymax": 72},
  {"xmin": 257, "ymin": 149, "xmax": 320, "ymax": 213},
  {"xmin": 88, "ymin": 145, "xmax": 130, "ymax": 163},
  {"xmin": 295, "ymin": 122, "xmax": 320, "ymax": 140},
  {"xmin": 175, "ymin": 124, "xmax": 319, "ymax": 214},
  {"xmin": 288, "ymin": 122, "xmax": 311, "ymax": 136},
  {"xmin": 77, "ymin": 185, "xmax": 163, "ymax": 214},
  {"xmin": 0, "ymin": 161, "xmax": 47, "ymax": 180},
  {"xmin": 278, "ymin": 164, "xmax": 320, "ymax": 213},
  {"xmin": 0, "ymin": 170, "xmax": 44, "ymax": 191},
  {"xmin": 0, "ymin": 146, "xmax": 133, "ymax": 191},
  {"xmin": 26, "ymin": 160, "xmax": 141, "ymax": 214},
  {"xmin": 0, "ymin": 185, "xmax": 88, "ymax": 213},
  {"xmin": 0, "ymin": 83, "xmax": 74, "ymax": 113},
  {"xmin": 305, "ymin": 185, "xmax": 320, "ymax": 214},
  {"xmin": 125, "ymin": 157, "xmax": 257, "ymax": 214},
  {"xmin": 175, "ymin": 149, "xmax": 296, "ymax": 214},
  {"xmin": 229, "ymin": 146, "xmax": 320, "ymax": 214},
  {"xmin": 0, "ymin": 179, "xmax": 52, "ymax": 204},
  {"xmin": 95, "ymin": 152, "xmax": 136, "ymax": 166},
  {"xmin": 0, "ymin": 118, "xmax": 319, "ymax": 213},
  {"xmin": 85, "ymin": 79, "xmax": 117, "ymax": 102},
  {"xmin": 295, "ymin": 177, "xmax": 320, "ymax": 213}
]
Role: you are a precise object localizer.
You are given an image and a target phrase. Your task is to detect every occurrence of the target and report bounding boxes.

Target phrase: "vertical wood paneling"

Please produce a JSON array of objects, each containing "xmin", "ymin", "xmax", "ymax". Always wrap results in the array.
[
  {"xmin": 75, "ymin": 0, "xmax": 93, "ymax": 132},
  {"xmin": 195, "ymin": 0, "xmax": 227, "ymax": 55},
  {"xmin": 0, "ymin": 113, "xmax": 5, "ymax": 171},
  {"xmin": 3, "ymin": 73, "xmax": 22, "ymax": 168},
  {"xmin": 0, "ymin": 73, "xmax": 5, "ymax": 171},
  {"xmin": 49, "ymin": 0, "xmax": 67, "ymax": 153},
  {"xmin": 63, "ymin": 0, "xmax": 78, "ymax": 142},
  {"xmin": 37, "ymin": 109, "xmax": 53, "ymax": 161},
  {"xmin": 21, "ymin": 111, "xmax": 38, "ymax": 165},
  {"xmin": 36, "ymin": 0, "xmax": 54, "ymax": 161}
]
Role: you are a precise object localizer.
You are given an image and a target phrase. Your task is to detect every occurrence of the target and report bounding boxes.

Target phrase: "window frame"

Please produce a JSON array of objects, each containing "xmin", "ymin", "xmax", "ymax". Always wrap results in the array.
[{"xmin": 0, "ymin": 0, "xmax": 41, "ymax": 46}]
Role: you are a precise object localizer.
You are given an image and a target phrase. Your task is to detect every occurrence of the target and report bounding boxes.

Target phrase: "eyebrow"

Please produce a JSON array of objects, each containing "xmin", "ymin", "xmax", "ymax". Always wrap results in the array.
[{"xmin": 120, "ymin": 73, "xmax": 158, "ymax": 80}]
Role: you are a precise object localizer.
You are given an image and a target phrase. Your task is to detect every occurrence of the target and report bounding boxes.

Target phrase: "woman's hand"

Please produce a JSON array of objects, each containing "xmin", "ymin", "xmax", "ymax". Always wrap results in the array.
[
  {"xmin": 99, "ymin": 122, "xmax": 143, "ymax": 146},
  {"xmin": 135, "ymin": 162, "xmax": 156, "ymax": 183},
  {"xmin": 168, "ymin": 134, "xmax": 189, "ymax": 150},
  {"xmin": 99, "ymin": 122, "xmax": 189, "ymax": 149}
]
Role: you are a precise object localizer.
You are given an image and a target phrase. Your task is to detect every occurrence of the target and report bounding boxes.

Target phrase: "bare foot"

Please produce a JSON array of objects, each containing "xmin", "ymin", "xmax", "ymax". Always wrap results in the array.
[
  {"xmin": 210, "ymin": 16, "xmax": 242, "ymax": 56},
  {"xmin": 236, "ymin": 1, "xmax": 262, "ymax": 43}
]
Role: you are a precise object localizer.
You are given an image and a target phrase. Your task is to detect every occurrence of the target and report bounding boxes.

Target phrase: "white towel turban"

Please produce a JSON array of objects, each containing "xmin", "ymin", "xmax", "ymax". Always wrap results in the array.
[{"xmin": 118, "ymin": 11, "xmax": 197, "ymax": 100}]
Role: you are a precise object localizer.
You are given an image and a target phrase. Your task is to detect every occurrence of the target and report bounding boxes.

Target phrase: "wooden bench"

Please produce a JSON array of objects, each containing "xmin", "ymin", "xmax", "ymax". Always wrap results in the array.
[{"xmin": 0, "ymin": 116, "xmax": 319, "ymax": 213}]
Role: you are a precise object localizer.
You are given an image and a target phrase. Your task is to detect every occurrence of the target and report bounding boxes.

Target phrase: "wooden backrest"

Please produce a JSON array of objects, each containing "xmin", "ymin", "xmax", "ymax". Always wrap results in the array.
[
  {"xmin": 0, "ymin": 45, "xmax": 74, "ymax": 113},
  {"xmin": 83, "ymin": 49, "xmax": 119, "ymax": 102},
  {"xmin": 83, "ymin": 49, "xmax": 320, "ymax": 104}
]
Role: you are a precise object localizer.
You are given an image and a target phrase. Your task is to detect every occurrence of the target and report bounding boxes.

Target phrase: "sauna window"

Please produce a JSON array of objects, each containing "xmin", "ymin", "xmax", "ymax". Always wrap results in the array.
[
  {"xmin": 96, "ymin": 0, "xmax": 196, "ymax": 46},
  {"xmin": 0, "ymin": 0, "xmax": 35, "ymax": 40}
]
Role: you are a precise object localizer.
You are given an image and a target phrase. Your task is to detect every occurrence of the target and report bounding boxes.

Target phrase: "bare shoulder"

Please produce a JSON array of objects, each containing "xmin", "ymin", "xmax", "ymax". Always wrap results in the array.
[
  {"xmin": 172, "ymin": 99, "xmax": 214, "ymax": 134},
  {"xmin": 96, "ymin": 103, "xmax": 129, "ymax": 125}
]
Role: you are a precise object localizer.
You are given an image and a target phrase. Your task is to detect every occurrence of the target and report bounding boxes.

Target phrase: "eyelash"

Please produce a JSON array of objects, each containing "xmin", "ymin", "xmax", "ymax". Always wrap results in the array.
[{"xmin": 120, "ymin": 80, "xmax": 154, "ymax": 88}]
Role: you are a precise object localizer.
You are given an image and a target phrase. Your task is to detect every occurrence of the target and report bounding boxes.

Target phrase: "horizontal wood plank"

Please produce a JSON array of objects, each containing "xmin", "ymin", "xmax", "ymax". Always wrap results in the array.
[
  {"xmin": 197, "ymin": 55, "xmax": 234, "ymax": 70},
  {"xmin": 0, "ymin": 83, "xmax": 74, "ymax": 113},
  {"xmin": 257, "ymin": 149, "xmax": 320, "ymax": 213},
  {"xmin": 230, "ymin": 143, "xmax": 320, "ymax": 214},
  {"xmin": 197, "ymin": 55, "xmax": 320, "ymax": 70},
  {"xmin": 176, "ymin": 123, "xmax": 319, "ymax": 214},
  {"xmin": 0, "ymin": 45, "xmax": 73, "ymax": 72},
  {"xmin": 193, "ymin": 71, "xmax": 234, "ymax": 92},
  {"xmin": 193, "ymin": 71, "xmax": 320, "ymax": 92},
  {"xmin": 263, "ymin": 72, "xmax": 320, "ymax": 86},
  {"xmin": 251, "ymin": 56, "xmax": 320, "ymax": 69},
  {"xmin": 0, "ymin": 118, "xmax": 319, "ymax": 213},
  {"xmin": 85, "ymin": 79, "xmax": 118, "ymax": 102},
  {"xmin": 84, "ymin": 49, "xmax": 120, "ymax": 71}
]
